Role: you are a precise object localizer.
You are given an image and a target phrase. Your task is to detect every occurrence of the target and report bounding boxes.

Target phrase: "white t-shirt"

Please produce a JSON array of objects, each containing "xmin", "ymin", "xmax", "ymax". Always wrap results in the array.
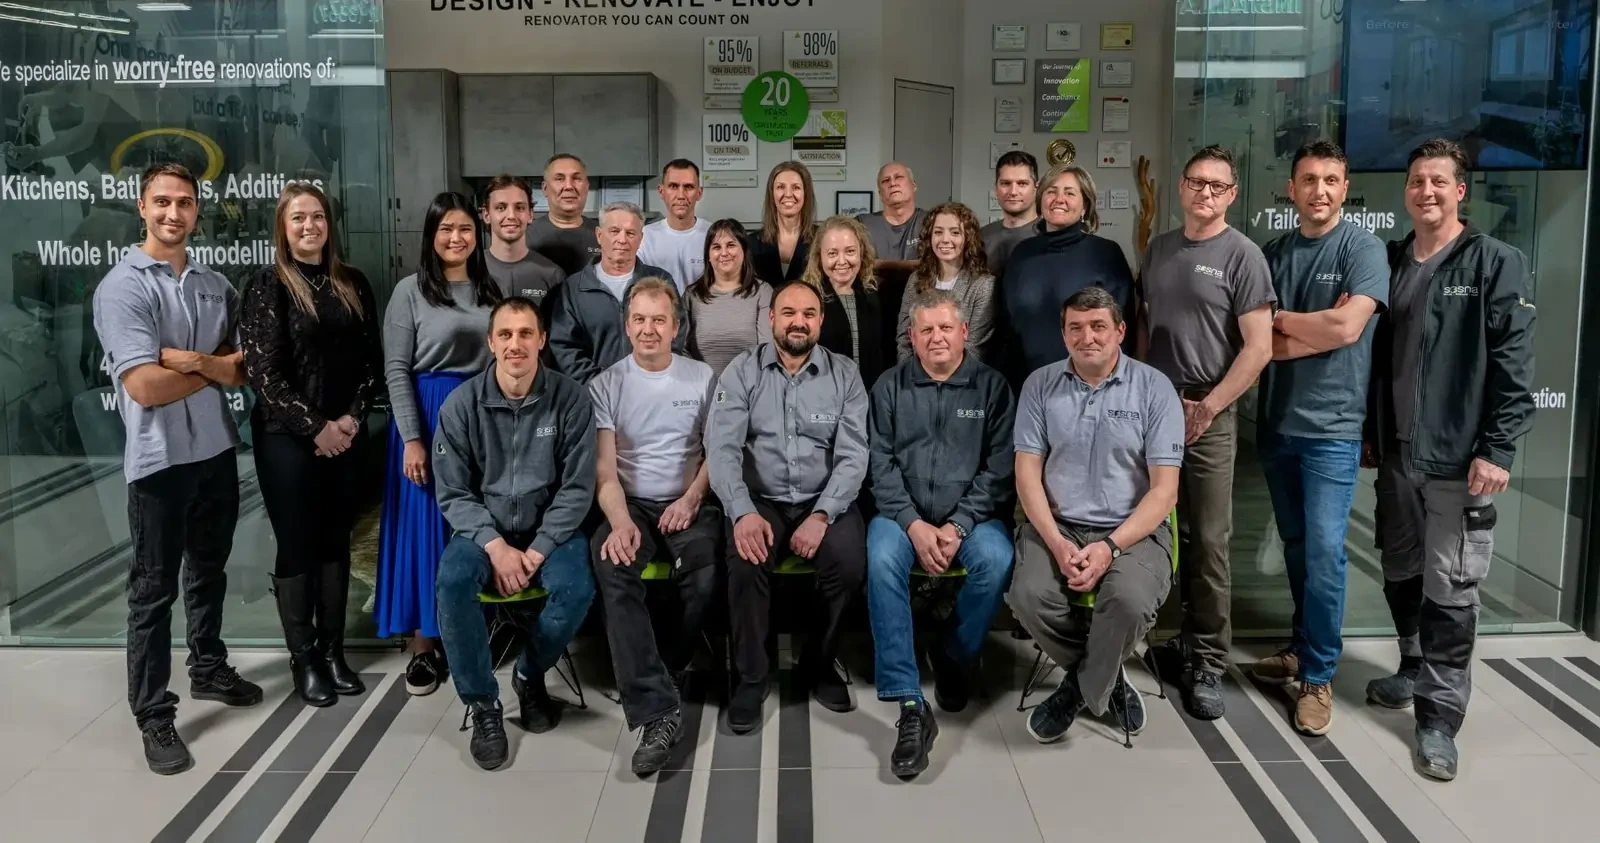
[
  {"xmin": 596, "ymin": 265, "xmax": 634, "ymax": 301},
  {"xmin": 589, "ymin": 354, "xmax": 716, "ymax": 502},
  {"xmin": 638, "ymin": 217, "xmax": 712, "ymax": 292}
]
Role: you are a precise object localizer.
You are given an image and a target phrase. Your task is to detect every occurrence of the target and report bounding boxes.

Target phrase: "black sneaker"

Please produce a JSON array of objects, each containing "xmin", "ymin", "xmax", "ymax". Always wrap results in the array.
[
  {"xmin": 930, "ymin": 647, "xmax": 970, "ymax": 714},
  {"xmin": 1108, "ymin": 666, "xmax": 1146, "ymax": 737},
  {"xmin": 141, "ymin": 721, "xmax": 193, "ymax": 775},
  {"xmin": 890, "ymin": 698, "xmax": 938, "ymax": 778},
  {"xmin": 461, "ymin": 700, "xmax": 508, "ymax": 770},
  {"xmin": 512, "ymin": 670, "xmax": 561, "ymax": 734},
  {"xmin": 810, "ymin": 662, "xmax": 855, "ymax": 713},
  {"xmin": 1026, "ymin": 675, "xmax": 1084, "ymax": 744},
  {"xmin": 1180, "ymin": 666, "xmax": 1226, "ymax": 721},
  {"xmin": 405, "ymin": 651, "xmax": 442, "ymax": 697},
  {"xmin": 632, "ymin": 711, "xmax": 683, "ymax": 776},
  {"xmin": 728, "ymin": 679, "xmax": 764, "ymax": 734},
  {"xmin": 190, "ymin": 664, "xmax": 264, "ymax": 707},
  {"xmin": 670, "ymin": 668, "xmax": 690, "ymax": 697}
]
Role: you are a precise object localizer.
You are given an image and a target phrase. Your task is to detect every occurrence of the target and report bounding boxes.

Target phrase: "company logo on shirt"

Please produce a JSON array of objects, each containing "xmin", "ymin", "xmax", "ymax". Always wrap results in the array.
[
  {"xmin": 1443, "ymin": 286, "xmax": 1480, "ymax": 297},
  {"xmin": 535, "ymin": 426, "xmax": 557, "ymax": 437},
  {"xmin": 436, "ymin": 442, "xmax": 446, "ymax": 455},
  {"xmin": 1194, "ymin": 264, "xmax": 1224, "ymax": 280},
  {"xmin": 956, "ymin": 408, "xmax": 985, "ymax": 419},
  {"xmin": 673, "ymin": 399, "xmax": 702, "ymax": 409},
  {"xmin": 1105, "ymin": 408, "xmax": 1143, "ymax": 421},
  {"xmin": 1314, "ymin": 273, "xmax": 1342, "ymax": 284},
  {"xmin": 715, "ymin": 390, "xmax": 727, "ymax": 404},
  {"xmin": 520, "ymin": 288, "xmax": 547, "ymax": 301},
  {"xmin": 197, "ymin": 291, "xmax": 226, "ymax": 304},
  {"xmin": 808, "ymin": 413, "xmax": 838, "ymax": 423}
]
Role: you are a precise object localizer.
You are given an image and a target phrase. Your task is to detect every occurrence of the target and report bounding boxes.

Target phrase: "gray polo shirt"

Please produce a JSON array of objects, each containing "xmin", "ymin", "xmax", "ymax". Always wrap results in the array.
[
  {"xmin": 705, "ymin": 342, "xmax": 869, "ymax": 523},
  {"xmin": 93, "ymin": 247, "xmax": 241, "ymax": 483},
  {"xmin": 858, "ymin": 209, "xmax": 929, "ymax": 261},
  {"xmin": 1015, "ymin": 354, "xmax": 1185, "ymax": 528}
]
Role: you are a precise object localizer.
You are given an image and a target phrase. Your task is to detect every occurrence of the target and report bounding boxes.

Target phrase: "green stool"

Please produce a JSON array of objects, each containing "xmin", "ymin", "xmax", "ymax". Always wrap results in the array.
[
  {"xmin": 640, "ymin": 560, "xmax": 673, "ymax": 581},
  {"xmin": 477, "ymin": 585, "xmax": 587, "ymax": 709}
]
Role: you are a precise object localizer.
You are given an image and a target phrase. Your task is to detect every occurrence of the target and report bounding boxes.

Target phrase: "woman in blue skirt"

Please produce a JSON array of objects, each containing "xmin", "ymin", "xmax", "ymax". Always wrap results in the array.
[{"xmin": 377, "ymin": 192, "xmax": 504, "ymax": 695}]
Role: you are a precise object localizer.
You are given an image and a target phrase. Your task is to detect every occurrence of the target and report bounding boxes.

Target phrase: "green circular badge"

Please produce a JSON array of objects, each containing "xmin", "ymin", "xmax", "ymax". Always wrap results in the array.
[{"xmin": 740, "ymin": 70, "xmax": 810, "ymax": 143}]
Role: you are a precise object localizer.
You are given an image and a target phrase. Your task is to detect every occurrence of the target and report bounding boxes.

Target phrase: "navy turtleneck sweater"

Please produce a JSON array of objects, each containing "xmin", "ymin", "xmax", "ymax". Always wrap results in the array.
[{"xmin": 994, "ymin": 221, "xmax": 1134, "ymax": 387}]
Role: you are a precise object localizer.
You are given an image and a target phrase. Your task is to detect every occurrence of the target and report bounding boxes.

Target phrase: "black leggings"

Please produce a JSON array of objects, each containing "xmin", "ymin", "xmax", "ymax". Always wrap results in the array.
[{"xmin": 251, "ymin": 424, "xmax": 364, "ymax": 578}]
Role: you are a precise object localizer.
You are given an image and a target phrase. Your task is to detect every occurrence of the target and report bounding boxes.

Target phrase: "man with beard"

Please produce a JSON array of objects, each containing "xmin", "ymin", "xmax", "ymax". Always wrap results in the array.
[
  {"xmin": 529, "ymin": 154, "xmax": 600, "ymax": 275},
  {"xmin": 638, "ymin": 159, "xmax": 711, "ymax": 292},
  {"xmin": 480, "ymin": 174, "xmax": 566, "ymax": 304},
  {"xmin": 980, "ymin": 151, "xmax": 1040, "ymax": 279},
  {"xmin": 706, "ymin": 281, "xmax": 870, "ymax": 734}
]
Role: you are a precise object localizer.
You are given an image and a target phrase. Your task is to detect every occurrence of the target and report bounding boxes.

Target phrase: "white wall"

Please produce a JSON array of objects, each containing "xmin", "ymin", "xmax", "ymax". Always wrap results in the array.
[{"xmin": 957, "ymin": 0, "xmax": 1173, "ymax": 262}]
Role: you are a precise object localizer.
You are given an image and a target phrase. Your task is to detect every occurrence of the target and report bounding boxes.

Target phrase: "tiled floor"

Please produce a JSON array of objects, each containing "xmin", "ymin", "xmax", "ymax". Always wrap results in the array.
[{"xmin": 4, "ymin": 634, "xmax": 1600, "ymax": 842}]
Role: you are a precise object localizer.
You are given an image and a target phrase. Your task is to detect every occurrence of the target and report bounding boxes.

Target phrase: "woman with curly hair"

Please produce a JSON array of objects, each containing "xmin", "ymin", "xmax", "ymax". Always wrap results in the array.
[
  {"xmin": 893, "ymin": 202, "xmax": 997, "ymax": 363},
  {"xmin": 799, "ymin": 215, "xmax": 892, "ymax": 388}
]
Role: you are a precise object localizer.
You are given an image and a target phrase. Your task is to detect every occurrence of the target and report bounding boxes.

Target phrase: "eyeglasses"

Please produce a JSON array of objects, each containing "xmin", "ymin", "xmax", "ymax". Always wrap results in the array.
[{"xmin": 1183, "ymin": 177, "xmax": 1236, "ymax": 196}]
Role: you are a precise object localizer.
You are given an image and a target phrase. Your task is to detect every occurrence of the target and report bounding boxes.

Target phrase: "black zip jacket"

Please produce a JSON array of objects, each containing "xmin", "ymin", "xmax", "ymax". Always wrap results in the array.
[
  {"xmin": 1365, "ymin": 224, "xmax": 1536, "ymax": 475},
  {"xmin": 869, "ymin": 354, "xmax": 1016, "ymax": 534},
  {"xmin": 547, "ymin": 261, "xmax": 689, "ymax": 384}
]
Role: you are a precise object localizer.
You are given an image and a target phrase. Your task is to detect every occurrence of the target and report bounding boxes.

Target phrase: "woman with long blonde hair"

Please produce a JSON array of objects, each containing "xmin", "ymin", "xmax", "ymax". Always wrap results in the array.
[
  {"xmin": 239, "ymin": 182, "xmax": 380, "ymax": 706},
  {"xmin": 894, "ymin": 202, "xmax": 997, "ymax": 363},
  {"xmin": 800, "ymin": 215, "xmax": 892, "ymax": 388}
]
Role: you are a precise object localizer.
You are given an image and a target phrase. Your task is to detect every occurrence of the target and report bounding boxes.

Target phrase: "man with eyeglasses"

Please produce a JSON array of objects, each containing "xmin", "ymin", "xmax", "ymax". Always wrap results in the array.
[
  {"xmin": 547, "ymin": 201, "xmax": 687, "ymax": 384},
  {"xmin": 1137, "ymin": 145, "xmax": 1275, "ymax": 722}
]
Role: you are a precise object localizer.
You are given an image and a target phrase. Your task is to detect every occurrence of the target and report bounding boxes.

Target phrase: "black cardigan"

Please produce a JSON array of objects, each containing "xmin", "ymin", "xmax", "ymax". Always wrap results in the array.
[
  {"xmin": 817, "ymin": 277, "xmax": 891, "ymax": 389},
  {"xmin": 750, "ymin": 231, "xmax": 811, "ymax": 286}
]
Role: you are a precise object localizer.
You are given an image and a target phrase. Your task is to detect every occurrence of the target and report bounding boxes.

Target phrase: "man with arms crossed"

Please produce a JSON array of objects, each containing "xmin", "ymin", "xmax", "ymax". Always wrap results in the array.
[
  {"xmin": 1248, "ymin": 141, "xmax": 1388, "ymax": 737},
  {"xmin": 980, "ymin": 150, "xmax": 1040, "ymax": 279},
  {"xmin": 432, "ymin": 297, "xmax": 597, "ymax": 771},
  {"xmin": 867, "ymin": 289, "xmax": 1016, "ymax": 778},
  {"xmin": 638, "ymin": 159, "xmax": 712, "ymax": 292},
  {"xmin": 95, "ymin": 161, "xmax": 263, "ymax": 775},
  {"xmin": 1140, "ymin": 145, "xmax": 1275, "ymax": 721},
  {"xmin": 480, "ymin": 174, "xmax": 566, "ymax": 304},
  {"xmin": 529, "ymin": 153, "xmax": 600, "ymax": 275},
  {"xmin": 1364, "ymin": 139, "xmax": 1535, "ymax": 781},
  {"xmin": 589, "ymin": 278, "xmax": 720, "ymax": 777},
  {"xmin": 1007, "ymin": 287, "xmax": 1183, "ymax": 744},
  {"xmin": 707, "ymin": 282, "xmax": 870, "ymax": 733}
]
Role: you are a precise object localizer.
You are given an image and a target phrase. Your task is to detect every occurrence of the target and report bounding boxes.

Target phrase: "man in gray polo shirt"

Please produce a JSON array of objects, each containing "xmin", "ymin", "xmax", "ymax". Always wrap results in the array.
[
  {"xmin": 1008, "ymin": 286, "xmax": 1183, "ymax": 745},
  {"xmin": 92, "ymin": 162, "xmax": 263, "ymax": 776},
  {"xmin": 706, "ymin": 281, "xmax": 870, "ymax": 734},
  {"xmin": 858, "ymin": 161, "xmax": 928, "ymax": 311}
]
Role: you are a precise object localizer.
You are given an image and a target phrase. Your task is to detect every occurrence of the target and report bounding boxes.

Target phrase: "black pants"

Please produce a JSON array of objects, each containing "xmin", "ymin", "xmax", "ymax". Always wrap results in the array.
[
  {"xmin": 251, "ymin": 425, "xmax": 364, "ymax": 578},
  {"xmin": 126, "ymin": 449, "xmax": 240, "ymax": 729},
  {"xmin": 591, "ymin": 497, "xmax": 721, "ymax": 729},
  {"xmin": 726, "ymin": 500, "xmax": 866, "ymax": 683}
]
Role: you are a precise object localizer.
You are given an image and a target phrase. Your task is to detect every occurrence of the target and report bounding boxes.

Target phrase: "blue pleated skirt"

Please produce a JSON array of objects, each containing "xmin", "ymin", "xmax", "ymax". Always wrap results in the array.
[{"xmin": 374, "ymin": 371, "xmax": 472, "ymax": 640}]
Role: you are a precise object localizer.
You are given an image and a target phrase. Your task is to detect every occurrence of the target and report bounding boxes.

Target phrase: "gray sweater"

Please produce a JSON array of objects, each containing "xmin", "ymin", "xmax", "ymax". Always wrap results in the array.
[
  {"xmin": 688, "ymin": 281, "xmax": 773, "ymax": 378},
  {"xmin": 894, "ymin": 271, "xmax": 999, "ymax": 363},
  {"xmin": 382, "ymin": 274, "xmax": 494, "ymax": 441}
]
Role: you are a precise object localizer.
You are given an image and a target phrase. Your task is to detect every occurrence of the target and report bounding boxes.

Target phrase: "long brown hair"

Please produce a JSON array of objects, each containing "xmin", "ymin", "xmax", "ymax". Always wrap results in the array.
[
  {"xmin": 690, "ymin": 219, "xmax": 761, "ymax": 304},
  {"xmin": 272, "ymin": 183, "xmax": 363, "ymax": 317},
  {"xmin": 912, "ymin": 202, "xmax": 988, "ymax": 294},
  {"xmin": 759, "ymin": 161, "xmax": 817, "ymax": 244},
  {"xmin": 799, "ymin": 215, "xmax": 878, "ymax": 296}
]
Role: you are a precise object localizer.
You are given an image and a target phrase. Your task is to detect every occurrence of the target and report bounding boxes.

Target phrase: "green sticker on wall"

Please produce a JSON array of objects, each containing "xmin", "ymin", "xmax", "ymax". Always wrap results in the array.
[{"xmin": 741, "ymin": 70, "xmax": 811, "ymax": 143}]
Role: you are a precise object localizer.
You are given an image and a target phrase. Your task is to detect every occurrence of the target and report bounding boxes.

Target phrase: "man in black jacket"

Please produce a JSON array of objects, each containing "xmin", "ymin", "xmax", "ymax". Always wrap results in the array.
[
  {"xmin": 866, "ymin": 289, "xmax": 1016, "ymax": 778},
  {"xmin": 433, "ymin": 297, "xmax": 598, "ymax": 771},
  {"xmin": 1363, "ymin": 139, "xmax": 1536, "ymax": 782}
]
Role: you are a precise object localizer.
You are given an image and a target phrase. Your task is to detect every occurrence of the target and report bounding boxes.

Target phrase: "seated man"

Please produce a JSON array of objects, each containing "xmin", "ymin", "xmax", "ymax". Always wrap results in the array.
[
  {"xmin": 589, "ymin": 278, "xmax": 721, "ymax": 776},
  {"xmin": 707, "ymin": 281, "xmax": 870, "ymax": 733},
  {"xmin": 867, "ymin": 289, "xmax": 1017, "ymax": 778},
  {"xmin": 432, "ymin": 296, "xmax": 598, "ymax": 771},
  {"xmin": 1006, "ymin": 286, "xmax": 1183, "ymax": 744}
]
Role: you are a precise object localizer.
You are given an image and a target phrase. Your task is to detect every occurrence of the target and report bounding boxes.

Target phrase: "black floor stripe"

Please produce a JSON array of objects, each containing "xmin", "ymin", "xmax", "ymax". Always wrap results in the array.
[
  {"xmin": 1162, "ymin": 691, "xmax": 1298, "ymax": 842},
  {"xmin": 775, "ymin": 670, "xmax": 813, "ymax": 843},
  {"xmin": 1484, "ymin": 659, "xmax": 1600, "ymax": 750},
  {"xmin": 1522, "ymin": 658, "xmax": 1600, "ymax": 721},
  {"xmin": 703, "ymin": 671, "xmax": 764, "ymax": 843},
  {"xmin": 278, "ymin": 676, "xmax": 412, "ymax": 842},
  {"xmin": 640, "ymin": 671, "xmax": 707, "ymax": 843},
  {"xmin": 1567, "ymin": 656, "xmax": 1600, "ymax": 683}
]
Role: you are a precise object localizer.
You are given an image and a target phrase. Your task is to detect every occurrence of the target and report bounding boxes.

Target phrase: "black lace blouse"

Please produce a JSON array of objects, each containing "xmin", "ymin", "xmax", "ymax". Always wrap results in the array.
[{"xmin": 239, "ymin": 260, "xmax": 382, "ymax": 437}]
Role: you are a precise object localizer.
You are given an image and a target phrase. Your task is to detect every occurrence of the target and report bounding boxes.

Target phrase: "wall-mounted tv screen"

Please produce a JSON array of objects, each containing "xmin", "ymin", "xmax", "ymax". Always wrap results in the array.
[{"xmin": 1343, "ymin": 0, "xmax": 1594, "ymax": 171}]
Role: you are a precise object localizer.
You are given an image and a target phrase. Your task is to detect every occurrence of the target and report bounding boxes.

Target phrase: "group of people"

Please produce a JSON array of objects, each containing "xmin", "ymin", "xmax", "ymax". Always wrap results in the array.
[{"xmin": 95, "ymin": 135, "xmax": 1532, "ymax": 786}]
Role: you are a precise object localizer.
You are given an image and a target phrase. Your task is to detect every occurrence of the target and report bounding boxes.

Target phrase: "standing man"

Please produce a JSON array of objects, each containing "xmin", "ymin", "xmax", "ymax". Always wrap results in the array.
[
  {"xmin": 93, "ymin": 161, "xmax": 263, "ymax": 775},
  {"xmin": 980, "ymin": 150, "xmax": 1040, "ymax": 278},
  {"xmin": 529, "ymin": 153, "xmax": 600, "ymax": 275},
  {"xmin": 707, "ymin": 281, "xmax": 870, "ymax": 734},
  {"xmin": 547, "ymin": 202, "xmax": 684, "ymax": 383},
  {"xmin": 638, "ymin": 159, "xmax": 712, "ymax": 292},
  {"xmin": 1364, "ymin": 138, "xmax": 1535, "ymax": 781},
  {"xmin": 1007, "ymin": 287, "xmax": 1183, "ymax": 745},
  {"xmin": 858, "ymin": 161, "xmax": 928, "ymax": 309},
  {"xmin": 481, "ymin": 174, "xmax": 566, "ymax": 305},
  {"xmin": 1139, "ymin": 145, "xmax": 1275, "ymax": 721},
  {"xmin": 867, "ymin": 290, "xmax": 1016, "ymax": 778},
  {"xmin": 1248, "ymin": 141, "xmax": 1389, "ymax": 737},
  {"xmin": 589, "ymin": 278, "xmax": 720, "ymax": 777},
  {"xmin": 432, "ymin": 297, "xmax": 597, "ymax": 771}
]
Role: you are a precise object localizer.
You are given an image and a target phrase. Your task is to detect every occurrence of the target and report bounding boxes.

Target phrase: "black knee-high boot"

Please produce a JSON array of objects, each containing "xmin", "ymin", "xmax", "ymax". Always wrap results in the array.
[
  {"xmin": 273, "ymin": 573, "xmax": 336, "ymax": 706},
  {"xmin": 317, "ymin": 562, "xmax": 365, "ymax": 696}
]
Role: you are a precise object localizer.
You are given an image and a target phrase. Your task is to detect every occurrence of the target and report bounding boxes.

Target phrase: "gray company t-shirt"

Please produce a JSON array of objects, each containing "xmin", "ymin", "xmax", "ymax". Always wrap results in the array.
[
  {"xmin": 1140, "ymin": 226, "xmax": 1276, "ymax": 390},
  {"xmin": 589, "ymin": 354, "xmax": 716, "ymax": 502},
  {"xmin": 528, "ymin": 216, "xmax": 600, "ymax": 276},
  {"xmin": 485, "ymin": 249, "xmax": 566, "ymax": 305},
  {"xmin": 1258, "ymin": 220, "xmax": 1390, "ymax": 440},
  {"xmin": 858, "ymin": 209, "xmax": 929, "ymax": 261},
  {"xmin": 981, "ymin": 218, "xmax": 1035, "ymax": 277},
  {"xmin": 1390, "ymin": 232, "xmax": 1464, "ymax": 442}
]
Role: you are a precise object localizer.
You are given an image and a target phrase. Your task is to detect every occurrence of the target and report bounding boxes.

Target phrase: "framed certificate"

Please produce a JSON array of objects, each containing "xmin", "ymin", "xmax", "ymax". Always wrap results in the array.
[
  {"xmin": 992, "ymin": 58, "xmax": 1026, "ymax": 85},
  {"xmin": 1101, "ymin": 22, "xmax": 1135, "ymax": 50},
  {"xmin": 992, "ymin": 24, "xmax": 1027, "ymax": 52}
]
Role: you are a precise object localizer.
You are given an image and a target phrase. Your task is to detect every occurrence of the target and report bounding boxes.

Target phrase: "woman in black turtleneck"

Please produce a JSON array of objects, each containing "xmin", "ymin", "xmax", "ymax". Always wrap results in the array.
[
  {"xmin": 239, "ymin": 183, "xmax": 381, "ymax": 707},
  {"xmin": 995, "ymin": 164, "xmax": 1134, "ymax": 387}
]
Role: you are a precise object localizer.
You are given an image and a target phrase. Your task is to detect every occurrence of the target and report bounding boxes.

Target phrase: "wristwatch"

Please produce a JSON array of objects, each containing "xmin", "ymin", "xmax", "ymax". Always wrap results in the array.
[{"xmin": 1101, "ymin": 536, "xmax": 1122, "ymax": 559}]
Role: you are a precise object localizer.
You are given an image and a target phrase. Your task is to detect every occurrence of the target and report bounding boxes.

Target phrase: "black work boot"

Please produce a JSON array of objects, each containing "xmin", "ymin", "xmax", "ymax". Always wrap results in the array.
[
  {"xmin": 316, "ymin": 562, "xmax": 365, "ymax": 696},
  {"xmin": 271, "ymin": 573, "xmax": 336, "ymax": 707}
]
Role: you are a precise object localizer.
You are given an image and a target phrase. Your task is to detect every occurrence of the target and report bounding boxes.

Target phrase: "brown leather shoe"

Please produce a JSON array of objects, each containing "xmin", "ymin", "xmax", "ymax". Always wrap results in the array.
[
  {"xmin": 1250, "ymin": 648, "xmax": 1299, "ymax": 686},
  {"xmin": 1295, "ymin": 682, "xmax": 1334, "ymax": 736}
]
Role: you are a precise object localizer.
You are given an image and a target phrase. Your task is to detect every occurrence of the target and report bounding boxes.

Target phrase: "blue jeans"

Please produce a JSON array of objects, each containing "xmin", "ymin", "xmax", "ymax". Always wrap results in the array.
[
  {"xmin": 1259, "ymin": 432, "xmax": 1361, "ymax": 685},
  {"xmin": 435, "ymin": 533, "xmax": 595, "ymax": 704},
  {"xmin": 865, "ymin": 516, "xmax": 1014, "ymax": 701}
]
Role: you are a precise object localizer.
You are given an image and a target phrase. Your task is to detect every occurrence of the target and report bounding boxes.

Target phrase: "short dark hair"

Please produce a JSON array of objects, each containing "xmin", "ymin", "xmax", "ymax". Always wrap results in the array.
[
  {"xmin": 490, "ymin": 295, "xmax": 544, "ymax": 332},
  {"xmin": 662, "ymin": 158, "xmax": 701, "ymax": 180},
  {"xmin": 1291, "ymin": 140, "xmax": 1348, "ymax": 179},
  {"xmin": 1407, "ymin": 138, "xmax": 1471, "ymax": 184},
  {"xmin": 482, "ymin": 174, "xmax": 532, "ymax": 206},
  {"xmin": 140, "ymin": 162, "xmax": 199, "ymax": 199},
  {"xmin": 1184, "ymin": 144, "xmax": 1236, "ymax": 182},
  {"xmin": 1061, "ymin": 286, "xmax": 1123, "ymax": 327},
  {"xmin": 772, "ymin": 279, "xmax": 823, "ymax": 310},
  {"xmin": 995, "ymin": 150, "xmax": 1039, "ymax": 183}
]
